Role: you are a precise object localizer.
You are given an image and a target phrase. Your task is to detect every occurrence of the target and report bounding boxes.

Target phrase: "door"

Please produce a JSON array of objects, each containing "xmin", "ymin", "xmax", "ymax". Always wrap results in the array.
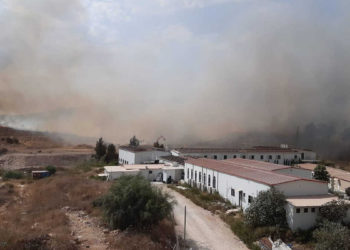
[{"xmin": 239, "ymin": 191, "xmax": 243, "ymax": 207}]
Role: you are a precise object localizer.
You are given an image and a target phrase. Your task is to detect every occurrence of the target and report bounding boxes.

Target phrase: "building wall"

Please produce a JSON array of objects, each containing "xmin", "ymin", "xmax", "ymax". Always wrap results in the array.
[
  {"xmin": 330, "ymin": 177, "xmax": 350, "ymax": 193},
  {"xmin": 275, "ymin": 168, "xmax": 313, "ymax": 179},
  {"xmin": 184, "ymin": 162, "xmax": 270, "ymax": 210},
  {"xmin": 275, "ymin": 180, "xmax": 328, "ymax": 197},
  {"xmin": 285, "ymin": 203, "xmax": 318, "ymax": 231},
  {"xmin": 119, "ymin": 149, "xmax": 170, "ymax": 165}
]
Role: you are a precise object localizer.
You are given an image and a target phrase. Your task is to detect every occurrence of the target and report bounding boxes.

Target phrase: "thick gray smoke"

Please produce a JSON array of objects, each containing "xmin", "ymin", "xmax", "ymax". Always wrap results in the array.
[{"xmin": 0, "ymin": 0, "xmax": 350, "ymax": 158}]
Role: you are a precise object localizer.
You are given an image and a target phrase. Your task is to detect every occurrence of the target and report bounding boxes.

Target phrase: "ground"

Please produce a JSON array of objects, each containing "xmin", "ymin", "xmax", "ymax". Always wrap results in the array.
[{"xmin": 159, "ymin": 184, "xmax": 248, "ymax": 250}]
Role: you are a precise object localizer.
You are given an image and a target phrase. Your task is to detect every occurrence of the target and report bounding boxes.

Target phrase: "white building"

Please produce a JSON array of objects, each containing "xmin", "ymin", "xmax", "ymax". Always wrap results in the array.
[
  {"xmin": 102, "ymin": 164, "xmax": 183, "ymax": 183},
  {"xmin": 172, "ymin": 145, "xmax": 317, "ymax": 165},
  {"xmin": 118, "ymin": 145, "xmax": 171, "ymax": 165},
  {"xmin": 184, "ymin": 157, "xmax": 339, "ymax": 231}
]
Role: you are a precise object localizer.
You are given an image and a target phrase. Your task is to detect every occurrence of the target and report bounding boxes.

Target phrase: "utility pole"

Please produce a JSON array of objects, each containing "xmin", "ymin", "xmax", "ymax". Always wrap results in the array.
[{"xmin": 184, "ymin": 206, "xmax": 187, "ymax": 241}]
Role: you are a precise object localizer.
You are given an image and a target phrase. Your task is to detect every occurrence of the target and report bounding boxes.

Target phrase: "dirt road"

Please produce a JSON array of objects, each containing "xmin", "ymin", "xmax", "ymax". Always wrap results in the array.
[{"xmin": 160, "ymin": 185, "xmax": 248, "ymax": 250}]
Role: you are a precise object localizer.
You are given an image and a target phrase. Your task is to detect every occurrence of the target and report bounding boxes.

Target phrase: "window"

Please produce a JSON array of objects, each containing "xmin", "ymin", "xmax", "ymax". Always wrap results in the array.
[
  {"xmin": 231, "ymin": 188, "xmax": 235, "ymax": 196},
  {"xmin": 208, "ymin": 175, "xmax": 211, "ymax": 186},
  {"xmin": 149, "ymin": 170, "xmax": 152, "ymax": 174},
  {"xmin": 311, "ymin": 207, "xmax": 316, "ymax": 213},
  {"xmin": 199, "ymin": 172, "xmax": 202, "ymax": 182},
  {"xmin": 204, "ymin": 155, "xmax": 207, "ymax": 158},
  {"xmin": 277, "ymin": 155, "xmax": 281, "ymax": 159},
  {"xmin": 224, "ymin": 155, "xmax": 227, "ymax": 159},
  {"xmin": 233, "ymin": 155, "xmax": 237, "ymax": 158},
  {"xmin": 260, "ymin": 155, "xmax": 264, "ymax": 160},
  {"xmin": 251, "ymin": 155, "xmax": 255, "ymax": 159},
  {"xmin": 191, "ymin": 170, "xmax": 193, "ymax": 179},
  {"xmin": 187, "ymin": 169, "xmax": 189, "ymax": 179},
  {"xmin": 294, "ymin": 155, "xmax": 298, "ymax": 159},
  {"xmin": 296, "ymin": 208, "xmax": 300, "ymax": 213},
  {"xmin": 269, "ymin": 155, "xmax": 272, "ymax": 160},
  {"xmin": 243, "ymin": 193, "xmax": 246, "ymax": 198},
  {"xmin": 248, "ymin": 196, "xmax": 253, "ymax": 204},
  {"xmin": 304, "ymin": 208, "xmax": 308, "ymax": 213},
  {"xmin": 203, "ymin": 173, "xmax": 206, "ymax": 185},
  {"xmin": 214, "ymin": 155, "xmax": 217, "ymax": 159},
  {"xmin": 195, "ymin": 171, "xmax": 197, "ymax": 182},
  {"xmin": 242, "ymin": 155, "xmax": 246, "ymax": 159},
  {"xmin": 213, "ymin": 176, "xmax": 216, "ymax": 188}
]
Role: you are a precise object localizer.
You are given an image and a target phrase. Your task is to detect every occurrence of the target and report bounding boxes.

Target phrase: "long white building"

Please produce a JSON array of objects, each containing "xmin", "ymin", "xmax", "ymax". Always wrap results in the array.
[
  {"xmin": 184, "ymin": 158, "xmax": 339, "ymax": 231},
  {"xmin": 118, "ymin": 145, "xmax": 171, "ymax": 165},
  {"xmin": 173, "ymin": 145, "xmax": 316, "ymax": 165}
]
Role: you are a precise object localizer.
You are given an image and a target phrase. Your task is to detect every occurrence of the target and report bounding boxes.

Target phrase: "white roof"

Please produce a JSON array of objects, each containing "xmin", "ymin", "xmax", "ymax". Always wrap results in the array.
[
  {"xmin": 286, "ymin": 194, "xmax": 339, "ymax": 207},
  {"xmin": 104, "ymin": 164, "xmax": 184, "ymax": 173}
]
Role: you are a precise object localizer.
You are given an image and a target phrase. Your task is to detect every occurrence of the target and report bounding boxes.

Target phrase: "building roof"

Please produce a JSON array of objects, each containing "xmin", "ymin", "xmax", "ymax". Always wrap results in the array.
[
  {"xmin": 119, "ymin": 145, "xmax": 167, "ymax": 153},
  {"xmin": 298, "ymin": 163, "xmax": 350, "ymax": 182},
  {"xmin": 186, "ymin": 158, "xmax": 325, "ymax": 186},
  {"xmin": 160, "ymin": 155, "xmax": 186, "ymax": 165},
  {"xmin": 286, "ymin": 195, "xmax": 339, "ymax": 207},
  {"xmin": 174, "ymin": 146, "xmax": 298, "ymax": 154},
  {"xmin": 105, "ymin": 164, "xmax": 165, "ymax": 172}
]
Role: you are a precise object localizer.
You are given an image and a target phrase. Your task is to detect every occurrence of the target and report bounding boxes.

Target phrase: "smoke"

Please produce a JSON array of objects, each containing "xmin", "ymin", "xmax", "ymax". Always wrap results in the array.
[{"xmin": 0, "ymin": 0, "xmax": 350, "ymax": 155}]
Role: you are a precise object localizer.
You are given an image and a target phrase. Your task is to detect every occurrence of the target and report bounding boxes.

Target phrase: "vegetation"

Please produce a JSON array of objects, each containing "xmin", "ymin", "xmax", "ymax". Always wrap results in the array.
[
  {"xmin": 97, "ymin": 175, "xmax": 174, "ymax": 230},
  {"xmin": 2, "ymin": 170, "xmax": 24, "ymax": 180},
  {"xmin": 95, "ymin": 137, "xmax": 107, "ymax": 160},
  {"xmin": 129, "ymin": 135, "xmax": 140, "ymax": 147},
  {"xmin": 319, "ymin": 200, "xmax": 349, "ymax": 223},
  {"xmin": 313, "ymin": 165, "xmax": 330, "ymax": 182},
  {"xmin": 0, "ymin": 147, "xmax": 8, "ymax": 155},
  {"xmin": 346, "ymin": 187, "xmax": 350, "ymax": 196},
  {"xmin": 75, "ymin": 159, "xmax": 106, "ymax": 172},
  {"xmin": 245, "ymin": 188, "xmax": 287, "ymax": 227},
  {"xmin": 153, "ymin": 141, "xmax": 164, "ymax": 149},
  {"xmin": 46, "ymin": 165, "xmax": 56, "ymax": 175},
  {"xmin": 313, "ymin": 220, "xmax": 350, "ymax": 250},
  {"xmin": 105, "ymin": 143, "xmax": 118, "ymax": 163},
  {"xmin": 168, "ymin": 184, "xmax": 232, "ymax": 212}
]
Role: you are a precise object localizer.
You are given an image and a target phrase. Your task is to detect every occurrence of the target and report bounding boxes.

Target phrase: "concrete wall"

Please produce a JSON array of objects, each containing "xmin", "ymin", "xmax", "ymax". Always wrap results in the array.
[
  {"xmin": 118, "ymin": 150, "xmax": 136, "ymax": 164},
  {"xmin": 275, "ymin": 168, "xmax": 313, "ymax": 179},
  {"xmin": 285, "ymin": 203, "xmax": 318, "ymax": 231},
  {"xmin": 275, "ymin": 180, "xmax": 328, "ymax": 197}
]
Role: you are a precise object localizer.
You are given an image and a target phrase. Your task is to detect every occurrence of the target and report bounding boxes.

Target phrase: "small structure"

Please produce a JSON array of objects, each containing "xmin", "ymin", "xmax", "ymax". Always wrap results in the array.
[
  {"xmin": 118, "ymin": 145, "xmax": 171, "ymax": 165},
  {"xmin": 32, "ymin": 170, "xmax": 50, "ymax": 179},
  {"xmin": 102, "ymin": 164, "xmax": 184, "ymax": 183}
]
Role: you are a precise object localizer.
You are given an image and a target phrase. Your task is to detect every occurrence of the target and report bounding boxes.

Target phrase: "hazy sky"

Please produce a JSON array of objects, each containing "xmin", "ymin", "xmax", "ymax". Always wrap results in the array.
[{"xmin": 0, "ymin": 0, "xmax": 349, "ymax": 144}]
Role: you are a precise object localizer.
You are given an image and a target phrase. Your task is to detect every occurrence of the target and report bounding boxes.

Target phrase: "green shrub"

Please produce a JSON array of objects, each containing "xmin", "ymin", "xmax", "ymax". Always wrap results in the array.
[
  {"xmin": 319, "ymin": 200, "xmax": 349, "ymax": 222},
  {"xmin": 2, "ymin": 171, "xmax": 23, "ymax": 180},
  {"xmin": 313, "ymin": 165, "xmax": 330, "ymax": 182},
  {"xmin": 245, "ymin": 188, "xmax": 287, "ymax": 227},
  {"xmin": 46, "ymin": 165, "xmax": 56, "ymax": 175},
  {"xmin": 99, "ymin": 175, "xmax": 174, "ymax": 230},
  {"xmin": 313, "ymin": 220, "xmax": 350, "ymax": 250},
  {"xmin": 345, "ymin": 187, "xmax": 350, "ymax": 196}
]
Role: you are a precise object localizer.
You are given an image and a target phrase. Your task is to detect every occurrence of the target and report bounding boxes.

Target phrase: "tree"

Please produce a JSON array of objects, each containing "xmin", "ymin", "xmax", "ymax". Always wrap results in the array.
[
  {"xmin": 99, "ymin": 175, "xmax": 173, "ymax": 230},
  {"xmin": 46, "ymin": 165, "xmax": 56, "ymax": 175},
  {"xmin": 129, "ymin": 136, "xmax": 140, "ymax": 147},
  {"xmin": 105, "ymin": 144, "xmax": 118, "ymax": 164},
  {"xmin": 313, "ymin": 220, "xmax": 350, "ymax": 250},
  {"xmin": 319, "ymin": 200, "xmax": 349, "ymax": 223},
  {"xmin": 153, "ymin": 141, "xmax": 164, "ymax": 149},
  {"xmin": 245, "ymin": 188, "xmax": 287, "ymax": 227},
  {"xmin": 95, "ymin": 138, "xmax": 107, "ymax": 160},
  {"xmin": 346, "ymin": 187, "xmax": 350, "ymax": 197},
  {"xmin": 313, "ymin": 165, "xmax": 330, "ymax": 182}
]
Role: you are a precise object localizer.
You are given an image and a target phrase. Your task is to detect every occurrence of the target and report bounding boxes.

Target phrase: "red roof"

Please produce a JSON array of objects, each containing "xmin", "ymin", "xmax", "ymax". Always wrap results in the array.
[{"xmin": 185, "ymin": 158, "xmax": 325, "ymax": 186}]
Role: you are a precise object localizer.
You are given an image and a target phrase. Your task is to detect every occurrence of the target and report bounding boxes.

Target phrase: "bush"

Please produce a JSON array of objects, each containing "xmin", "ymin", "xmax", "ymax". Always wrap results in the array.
[
  {"xmin": 2, "ymin": 171, "xmax": 23, "ymax": 180},
  {"xmin": 46, "ymin": 165, "xmax": 56, "ymax": 175},
  {"xmin": 319, "ymin": 200, "xmax": 349, "ymax": 222},
  {"xmin": 313, "ymin": 220, "xmax": 350, "ymax": 250},
  {"xmin": 99, "ymin": 175, "xmax": 174, "ymax": 230},
  {"xmin": 346, "ymin": 187, "xmax": 350, "ymax": 196},
  {"xmin": 313, "ymin": 165, "xmax": 330, "ymax": 182},
  {"xmin": 245, "ymin": 188, "xmax": 287, "ymax": 227}
]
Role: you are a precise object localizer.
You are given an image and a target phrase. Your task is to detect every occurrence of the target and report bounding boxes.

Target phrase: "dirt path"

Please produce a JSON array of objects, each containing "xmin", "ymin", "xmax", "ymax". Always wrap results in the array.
[
  {"xmin": 64, "ymin": 208, "xmax": 108, "ymax": 250},
  {"xmin": 160, "ymin": 184, "xmax": 248, "ymax": 250}
]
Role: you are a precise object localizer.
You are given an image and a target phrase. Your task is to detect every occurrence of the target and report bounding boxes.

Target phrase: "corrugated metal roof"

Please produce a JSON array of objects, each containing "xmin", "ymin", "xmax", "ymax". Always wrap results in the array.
[
  {"xmin": 298, "ymin": 163, "xmax": 350, "ymax": 182},
  {"xmin": 186, "ymin": 158, "xmax": 325, "ymax": 186},
  {"xmin": 286, "ymin": 195, "xmax": 339, "ymax": 207}
]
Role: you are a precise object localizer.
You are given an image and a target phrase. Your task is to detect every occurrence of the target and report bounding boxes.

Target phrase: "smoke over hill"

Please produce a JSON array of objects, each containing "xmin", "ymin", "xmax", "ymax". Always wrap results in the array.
[{"xmin": 0, "ymin": 0, "xmax": 350, "ymax": 158}]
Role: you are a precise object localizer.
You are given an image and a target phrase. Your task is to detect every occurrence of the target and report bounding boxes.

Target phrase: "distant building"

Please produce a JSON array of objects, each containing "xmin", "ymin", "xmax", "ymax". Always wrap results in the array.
[
  {"xmin": 118, "ymin": 145, "xmax": 171, "ymax": 165},
  {"xmin": 184, "ymin": 157, "xmax": 346, "ymax": 231},
  {"xmin": 299, "ymin": 163, "xmax": 350, "ymax": 194},
  {"xmin": 172, "ymin": 145, "xmax": 317, "ymax": 165},
  {"xmin": 101, "ymin": 164, "xmax": 183, "ymax": 183}
]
